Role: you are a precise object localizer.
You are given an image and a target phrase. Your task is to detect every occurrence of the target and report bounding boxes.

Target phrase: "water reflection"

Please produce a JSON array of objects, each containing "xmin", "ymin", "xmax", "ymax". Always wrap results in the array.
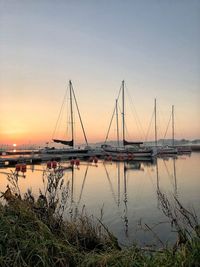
[
  {"xmin": 123, "ymin": 163, "xmax": 128, "ymax": 237},
  {"xmin": 104, "ymin": 161, "xmax": 149, "ymax": 238},
  {"xmin": 173, "ymin": 158, "xmax": 177, "ymax": 196},
  {"xmin": 65, "ymin": 160, "xmax": 146, "ymax": 238},
  {"xmin": 0, "ymin": 153, "xmax": 199, "ymax": 246}
]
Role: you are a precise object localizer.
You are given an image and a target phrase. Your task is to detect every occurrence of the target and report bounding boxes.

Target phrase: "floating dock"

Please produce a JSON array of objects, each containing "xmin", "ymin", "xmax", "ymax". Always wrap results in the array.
[{"xmin": 0, "ymin": 152, "xmax": 96, "ymax": 167}]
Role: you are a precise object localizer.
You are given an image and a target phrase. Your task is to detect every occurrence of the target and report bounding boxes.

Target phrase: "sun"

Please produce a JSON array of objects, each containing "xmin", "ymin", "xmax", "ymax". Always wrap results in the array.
[{"xmin": 13, "ymin": 144, "xmax": 17, "ymax": 147}]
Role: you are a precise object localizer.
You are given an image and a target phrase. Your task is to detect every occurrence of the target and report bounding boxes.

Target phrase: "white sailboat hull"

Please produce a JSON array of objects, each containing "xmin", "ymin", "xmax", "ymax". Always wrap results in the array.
[{"xmin": 102, "ymin": 145, "xmax": 153, "ymax": 158}]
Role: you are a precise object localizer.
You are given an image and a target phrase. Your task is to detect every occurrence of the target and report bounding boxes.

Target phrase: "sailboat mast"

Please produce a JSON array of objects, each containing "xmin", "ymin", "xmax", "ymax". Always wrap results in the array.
[
  {"xmin": 71, "ymin": 83, "xmax": 88, "ymax": 146},
  {"xmin": 69, "ymin": 80, "xmax": 74, "ymax": 148},
  {"xmin": 154, "ymin": 98, "xmax": 157, "ymax": 147},
  {"xmin": 122, "ymin": 80, "xmax": 125, "ymax": 146},
  {"xmin": 172, "ymin": 105, "xmax": 175, "ymax": 147},
  {"xmin": 116, "ymin": 99, "xmax": 120, "ymax": 147}
]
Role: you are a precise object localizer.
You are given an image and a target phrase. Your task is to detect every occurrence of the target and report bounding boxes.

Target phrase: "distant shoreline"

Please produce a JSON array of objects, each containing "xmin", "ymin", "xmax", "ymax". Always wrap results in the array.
[{"xmin": 1, "ymin": 139, "xmax": 200, "ymax": 152}]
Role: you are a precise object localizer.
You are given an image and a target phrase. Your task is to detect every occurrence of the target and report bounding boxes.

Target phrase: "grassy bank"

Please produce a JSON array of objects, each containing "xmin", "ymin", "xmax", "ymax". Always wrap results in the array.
[{"xmin": 0, "ymin": 169, "xmax": 199, "ymax": 266}]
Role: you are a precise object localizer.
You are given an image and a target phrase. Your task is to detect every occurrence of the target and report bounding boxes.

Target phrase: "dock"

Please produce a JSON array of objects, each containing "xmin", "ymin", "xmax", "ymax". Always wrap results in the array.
[{"xmin": 0, "ymin": 150, "xmax": 102, "ymax": 167}]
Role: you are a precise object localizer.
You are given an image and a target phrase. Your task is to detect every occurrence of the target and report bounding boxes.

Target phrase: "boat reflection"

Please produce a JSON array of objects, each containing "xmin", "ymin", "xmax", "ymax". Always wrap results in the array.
[
  {"xmin": 103, "ymin": 162, "xmax": 130, "ymax": 236},
  {"xmin": 65, "ymin": 160, "xmax": 145, "ymax": 236},
  {"xmin": 123, "ymin": 162, "xmax": 128, "ymax": 237},
  {"xmin": 156, "ymin": 156, "xmax": 178, "ymax": 209},
  {"xmin": 124, "ymin": 162, "xmax": 142, "ymax": 172},
  {"xmin": 0, "ymin": 153, "xmax": 199, "ymax": 247},
  {"xmin": 65, "ymin": 158, "xmax": 180, "ymax": 238},
  {"xmin": 103, "ymin": 161, "xmax": 146, "ymax": 237}
]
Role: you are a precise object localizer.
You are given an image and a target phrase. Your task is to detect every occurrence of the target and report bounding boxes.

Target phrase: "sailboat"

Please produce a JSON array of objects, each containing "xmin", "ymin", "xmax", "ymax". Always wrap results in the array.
[
  {"xmin": 153, "ymin": 99, "xmax": 178, "ymax": 156},
  {"xmin": 102, "ymin": 81, "xmax": 153, "ymax": 160},
  {"xmin": 170, "ymin": 105, "xmax": 191, "ymax": 154},
  {"xmin": 41, "ymin": 80, "xmax": 90, "ymax": 155}
]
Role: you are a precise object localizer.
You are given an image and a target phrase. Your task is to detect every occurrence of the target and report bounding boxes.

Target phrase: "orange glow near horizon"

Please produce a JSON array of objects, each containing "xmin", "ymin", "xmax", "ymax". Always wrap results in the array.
[
  {"xmin": 1, "ymin": 128, "xmax": 200, "ymax": 147},
  {"xmin": 0, "ymin": 103, "xmax": 200, "ymax": 147},
  {"xmin": 0, "ymin": 83, "xmax": 199, "ymax": 146}
]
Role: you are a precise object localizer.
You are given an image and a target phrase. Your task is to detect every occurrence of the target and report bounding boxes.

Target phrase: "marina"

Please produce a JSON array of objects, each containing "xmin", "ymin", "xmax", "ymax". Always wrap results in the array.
[
  {"xmin": 1, "ymin": 1, "xmax": 199, "ymax": 265},
  {"xmin": 0, "ymin": 143, "xmax": 195, "ymax": 167}
]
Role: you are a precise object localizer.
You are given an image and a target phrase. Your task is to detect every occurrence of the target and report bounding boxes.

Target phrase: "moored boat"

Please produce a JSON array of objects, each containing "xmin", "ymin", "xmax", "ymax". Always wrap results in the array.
[
  {"xmin": 102, "ymin": 81, "xmax": 153, "ymax": 159},
  {"xmin": 41, "ymin": 80, "xmax": 91, "ymax": 156}
]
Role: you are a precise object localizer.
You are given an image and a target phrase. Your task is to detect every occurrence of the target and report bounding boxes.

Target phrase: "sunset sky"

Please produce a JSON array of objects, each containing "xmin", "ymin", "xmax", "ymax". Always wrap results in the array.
[{"xmin": 0, "ymin": 0, "xmax": 199, "ymax": 147}]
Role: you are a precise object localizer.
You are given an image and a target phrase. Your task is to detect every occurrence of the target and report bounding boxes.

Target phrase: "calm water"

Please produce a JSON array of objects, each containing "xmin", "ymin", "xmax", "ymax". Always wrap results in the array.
[{"xmin": 0, "ymin": 152, "xmax": 199, "ymax": 247}]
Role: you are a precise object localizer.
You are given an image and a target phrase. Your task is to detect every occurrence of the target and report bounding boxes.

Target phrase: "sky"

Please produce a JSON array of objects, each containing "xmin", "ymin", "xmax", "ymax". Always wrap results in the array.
[{"xmin": 0, "ymin": 0, "xmax": 200, "ymax": 147}]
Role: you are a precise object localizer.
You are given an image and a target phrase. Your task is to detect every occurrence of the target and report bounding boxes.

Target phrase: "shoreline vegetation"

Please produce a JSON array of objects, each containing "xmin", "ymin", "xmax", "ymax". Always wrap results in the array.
[{"xmin": 0, "ymin": 169, "xmax": 199, "ymax": 266}]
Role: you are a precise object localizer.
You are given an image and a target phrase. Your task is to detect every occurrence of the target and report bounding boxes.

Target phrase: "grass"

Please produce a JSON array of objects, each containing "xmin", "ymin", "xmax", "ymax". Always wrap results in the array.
[
  {"xmin": 0, "ymin": 200, "xmax": 78, "ymax": 267},
  {"xmin": 0, "ymin": 168, "xmax": 199, "ymax": 266}
]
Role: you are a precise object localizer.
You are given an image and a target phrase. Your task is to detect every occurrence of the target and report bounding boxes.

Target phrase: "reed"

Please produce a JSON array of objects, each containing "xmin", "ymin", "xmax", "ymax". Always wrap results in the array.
[{"xmin": 0, "ymin": 169, "xmax": 199, "ymax": 266}]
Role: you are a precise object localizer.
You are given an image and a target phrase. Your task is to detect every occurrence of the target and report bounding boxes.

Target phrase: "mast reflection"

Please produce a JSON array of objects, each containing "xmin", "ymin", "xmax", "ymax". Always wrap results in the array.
[
  {"xmin": 156, "ymin": 156, "xmax": 178, "ymax": 209},
  {"xmin": 173, "ymin": 158, "xmax": 177, "ymax": 196},
  {"xmin": 123, "ymin": 161, "xmax": 128, "ymax": 237}
]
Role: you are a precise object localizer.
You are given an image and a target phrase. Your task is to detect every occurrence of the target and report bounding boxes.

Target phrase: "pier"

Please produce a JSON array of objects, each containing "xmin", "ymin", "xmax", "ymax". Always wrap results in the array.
[{"xmin": 0, "ymin": 152, "xmax": 96, "ymax": 167}]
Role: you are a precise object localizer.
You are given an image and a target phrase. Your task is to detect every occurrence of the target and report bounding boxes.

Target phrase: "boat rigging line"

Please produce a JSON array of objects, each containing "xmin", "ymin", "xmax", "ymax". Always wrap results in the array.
[
  {"xmin": 70, "ymin": 81, "xmax": 88, "ymax": 146},
  {"xmin": 124, "ymin": 82, "xmax": 145, "ymax": 141},
  {"xmin": 162, "ymin": 111, "xmax": 172, "ymax": 146},
  {"xmin": 144, "ymin": 108, "xmax": 154, "ymax": 142},
  {"xmin": 104, "ymin": 83, "xmax": 122, "ymax": 144},
  {"xmin": 52, "ymin": 89, "xmax": 68, "ymax": 140}
]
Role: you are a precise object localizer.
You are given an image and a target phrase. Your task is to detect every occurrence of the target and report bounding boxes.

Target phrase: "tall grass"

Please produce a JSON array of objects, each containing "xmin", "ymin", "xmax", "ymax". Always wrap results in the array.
[{"xmin": 0, "ymin": 168, "xmax": 199, "ymax": 266}]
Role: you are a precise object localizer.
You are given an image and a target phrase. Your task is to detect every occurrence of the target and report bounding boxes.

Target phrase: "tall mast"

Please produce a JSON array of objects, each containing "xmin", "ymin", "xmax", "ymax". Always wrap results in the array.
[
  {"xmin": 116, "ymin": 99, "xmax": 120, "ymax": 147},
  {"xmin": 122, "ymin": 80, "xmax": 125, "ymax": 146},
  {"xmin": 172, "ymin": 105, "xmax": 175, "ymax": 147},
  {"xmin": 71, "ymin": 82, "xmax": 88, "ymax": 146},
  {"xmin": 69, "ymin": 80, "xmax": 74, "ymax": 148},
  {"xmin": 154, "ymin": 98, "xmax": 157, "ymax": 147}
]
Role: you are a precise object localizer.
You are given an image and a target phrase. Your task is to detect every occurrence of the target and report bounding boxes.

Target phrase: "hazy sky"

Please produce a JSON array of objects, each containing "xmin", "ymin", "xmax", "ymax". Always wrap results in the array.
[{"xmin": 0, "ymin": 0, "xmax": 200, "ymax": 146}]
